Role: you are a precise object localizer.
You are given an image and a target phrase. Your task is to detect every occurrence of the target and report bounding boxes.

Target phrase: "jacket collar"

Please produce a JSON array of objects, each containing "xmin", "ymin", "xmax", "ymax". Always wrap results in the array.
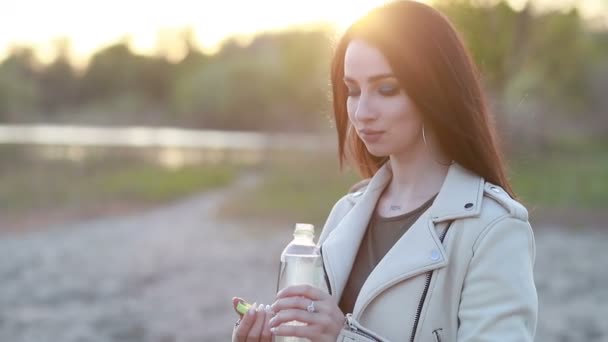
[
  {"xmin": 429, "ymin": 162, "xmax": 485, "ymax": 222},
  {"xmin": 357, "ymin": 162, "xmax": 485, "ymax": 222},
  {"xmin": 322, "ymin": 162, "xmax": 485, "ymax": 312}
]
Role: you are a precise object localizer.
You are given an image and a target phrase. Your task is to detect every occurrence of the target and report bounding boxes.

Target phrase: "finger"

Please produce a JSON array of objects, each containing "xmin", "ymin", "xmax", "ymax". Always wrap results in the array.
[
  {"xmin": 271, "ymin": 323, "xmax": 322, "ymax": 340},
  {"xmin": 271, "ymin": 296, "xmax": 323, "ymax": 314},
  {"xmin": 235, "ymin": 304, "xmax": 258, "ymax": 342},
  {"xmin": 268, "ymin": 308, "xmax": 324, "ymax": 329},
  {"xmin": 276, "ymin": 284, "xmax": 328, "ymax": 301},
  {"xmin": 247, "ymin": 303, "xmax": 266, "ymax": 342},
  {"xmin": 260, "ymin": 305, "xmax": 274, "ymax": 342}
]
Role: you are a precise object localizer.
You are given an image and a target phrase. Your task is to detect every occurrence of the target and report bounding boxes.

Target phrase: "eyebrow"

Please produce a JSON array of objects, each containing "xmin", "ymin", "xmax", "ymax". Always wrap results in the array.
[{"xmin": 343, "ymin": 73, "xmax": 396, "ymax": 83}]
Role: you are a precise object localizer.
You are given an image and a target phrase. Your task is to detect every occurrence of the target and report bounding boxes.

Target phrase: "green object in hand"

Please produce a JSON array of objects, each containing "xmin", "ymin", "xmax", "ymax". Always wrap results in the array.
[{"xmin": 236, "ymin": 301, "xmax": 252, "ymax": 315}]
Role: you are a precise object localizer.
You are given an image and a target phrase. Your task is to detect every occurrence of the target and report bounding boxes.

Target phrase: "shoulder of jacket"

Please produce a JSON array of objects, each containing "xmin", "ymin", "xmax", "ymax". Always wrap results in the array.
[
  {"xmin": 481, "ymin": 181, "xmax": 529, "ymax": 222},
  {"xmin": 455, "ymin": 182, "xmax": 534, "ymax": 262},
  {"xmin": 347, "ymin": 178, "xmax": 371, "ymax": 202}
]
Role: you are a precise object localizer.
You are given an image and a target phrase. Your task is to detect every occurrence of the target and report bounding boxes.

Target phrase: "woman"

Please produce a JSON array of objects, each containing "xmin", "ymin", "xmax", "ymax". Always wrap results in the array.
[{"xmin": 232, "ymin": 1, "xmax": 538, "ymax": 341}]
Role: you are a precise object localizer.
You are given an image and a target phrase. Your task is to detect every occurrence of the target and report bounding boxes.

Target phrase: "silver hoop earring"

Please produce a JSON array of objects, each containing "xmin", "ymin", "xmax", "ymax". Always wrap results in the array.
[
  {"xmin": 422, "ymin": 124, "xmax": 427, "ymax": 146},
  {"xmin": 423, "ymin": 124, "xmax": 453, "ymax": 167}
]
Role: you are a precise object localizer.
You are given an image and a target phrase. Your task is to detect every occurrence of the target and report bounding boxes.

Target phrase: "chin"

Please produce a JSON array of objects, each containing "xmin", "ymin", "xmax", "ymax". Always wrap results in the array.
[
  {"xmin": 366, "ymin": 143, "xmax": 418, "ymax": 159},
  {"xmin": 364, "ymin": 145, "xmax": 391, "ymax": 158}
]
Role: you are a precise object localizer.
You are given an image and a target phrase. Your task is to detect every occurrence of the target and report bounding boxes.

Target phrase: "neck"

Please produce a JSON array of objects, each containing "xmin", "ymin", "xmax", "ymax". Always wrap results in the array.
[{"xmin": 386, "ymin": 146, "xmax": 450, "ymax": 202}]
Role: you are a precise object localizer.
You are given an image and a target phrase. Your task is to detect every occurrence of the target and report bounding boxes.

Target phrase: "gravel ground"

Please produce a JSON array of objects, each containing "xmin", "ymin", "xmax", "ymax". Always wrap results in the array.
[{"xmin": 0, "ymin": 176, "xmax": 606, "ymax": 342}]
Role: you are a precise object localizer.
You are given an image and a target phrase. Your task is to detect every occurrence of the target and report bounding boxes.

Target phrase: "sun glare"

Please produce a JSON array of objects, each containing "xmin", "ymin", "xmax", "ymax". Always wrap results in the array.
[
  {"xmin": 0, "ymin": 0, "xmax": 388, "ymax": 66},
  {"xmin": 2, "ymin": 0, "xmax": 603, "ymax": 66}
]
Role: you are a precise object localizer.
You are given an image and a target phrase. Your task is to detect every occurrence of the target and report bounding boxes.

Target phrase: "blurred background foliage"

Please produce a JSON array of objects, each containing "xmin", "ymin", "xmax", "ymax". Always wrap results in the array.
[
  {"xmin": 0, "ymin": 1, "xmax": 606, "ymax": 141},
  {"xmin": 0, "ymin": 0, "xmax": 606, "ymax": 228}
]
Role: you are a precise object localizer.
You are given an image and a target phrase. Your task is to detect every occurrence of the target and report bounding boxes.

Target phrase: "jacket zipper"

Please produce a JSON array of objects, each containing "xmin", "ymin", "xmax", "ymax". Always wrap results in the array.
[
  {"xmin": 346, "ymin": 314, "xmax": 381, "ymax": 341},
  {"xmin": 409, "ymin": 223, "xmax": 451, "ymax": 342},
  {"xmin": 325, "ymin": 249, "xmax": 379, "ymax": 341}
]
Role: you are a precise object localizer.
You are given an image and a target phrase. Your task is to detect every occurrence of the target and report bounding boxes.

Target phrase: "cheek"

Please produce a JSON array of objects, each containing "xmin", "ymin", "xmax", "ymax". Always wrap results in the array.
[
  {"xmin": 384, "ymin": 97, "xmax": 424, "ymax": 149},
  {"xmin": 346, "ymin": 97, "xmax": 357, "ymax": 121},
  {"xmin": 382, "ymin": 96, "xmax": 417, "ymax": 123}
]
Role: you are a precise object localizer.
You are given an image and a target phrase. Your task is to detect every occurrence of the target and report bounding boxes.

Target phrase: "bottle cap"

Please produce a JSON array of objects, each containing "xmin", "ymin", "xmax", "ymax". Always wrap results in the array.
[{"xmin": 294, "ymin": 223, "xmax": 314, "ymax": 237}]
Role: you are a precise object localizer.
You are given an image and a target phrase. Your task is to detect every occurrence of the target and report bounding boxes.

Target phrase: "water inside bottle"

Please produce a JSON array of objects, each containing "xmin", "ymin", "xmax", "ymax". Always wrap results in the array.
[
  {"xmin": 275, "ymin": 243, "xmax": 327, "ymax": 342},
  {"xmin": 277, "ymin": 245, "xmax": 325, "ymax": 292}
]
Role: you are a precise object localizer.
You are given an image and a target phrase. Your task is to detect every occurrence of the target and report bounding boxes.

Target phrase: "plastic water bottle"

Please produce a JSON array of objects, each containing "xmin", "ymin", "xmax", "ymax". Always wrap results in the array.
[{"xmin": 275, "ymin": 223, "xmax": 328, "ymax": 342}]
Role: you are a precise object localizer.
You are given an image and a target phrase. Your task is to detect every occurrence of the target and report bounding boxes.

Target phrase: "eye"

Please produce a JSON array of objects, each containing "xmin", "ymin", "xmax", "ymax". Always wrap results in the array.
[{"xmin": 378, "ymin": 84, "xmax": 400, "ymax": 96}]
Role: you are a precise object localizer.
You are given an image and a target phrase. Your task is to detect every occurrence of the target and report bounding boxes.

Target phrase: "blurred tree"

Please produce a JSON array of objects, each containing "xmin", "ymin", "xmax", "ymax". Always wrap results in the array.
[
  {"xmin": 434, "ymin": 0, "xmax": 525, "ymax": 92},
  {"xmin": 38, "ymin": 38, "xmax": 78, "ymax": 115},
  {"xmin": 79, "ymin": 40, "xmax": 142, "ymax": 101},
  {"xmin": 138, "ymin": 56, "xmax": 173, "ymax": 105},
  {"xmin": 435, "ymin": 0, "xmax": 599, "ymax": 149},
  {"xmin": 524, "ymin": 8, "xmax": 588, "ymax": 105},
  {"xmin": 171, "ymin": 41, "xmax": 282, "ymax": 130},
  {"xmin": 272, "ymin": 29, "xmax": 333, "ymax": 129},
  {"xmin": 175, "ymin": 27, "xmax": 208, "ymax": 69},
  {"xmin": 582, "ymin": 29, "xmax": 608, "ymax": 137},
  {"xmin": 170, "ymin": 28, "xmax": 333, "ymax": 131},
  {"xmin": 0, "ymin": 3, "xmax": 605, "ymax": 143},
  {"xmin": 79, "ymin": 38, "xmax": 174, "ymax": 121},
  {"xmin": 0, "ymin": 47, "xmax": 40, "ymax": 121}
]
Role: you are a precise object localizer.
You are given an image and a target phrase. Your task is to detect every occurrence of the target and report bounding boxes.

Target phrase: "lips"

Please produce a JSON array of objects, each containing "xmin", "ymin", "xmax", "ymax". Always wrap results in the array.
[
  {"xmin": 359, "ymin": 129, "xmax": 384, "ymax": 142},
  {"xmin": 359, "ymin": 129, "xmax": 384, "ymax": 135}
]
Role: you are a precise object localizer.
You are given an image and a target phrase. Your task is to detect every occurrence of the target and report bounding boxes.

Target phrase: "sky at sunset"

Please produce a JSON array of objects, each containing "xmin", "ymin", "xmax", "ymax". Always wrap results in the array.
[{"xmin": 0, "ymin": 0, "xmax": 605, "ymax": 66}]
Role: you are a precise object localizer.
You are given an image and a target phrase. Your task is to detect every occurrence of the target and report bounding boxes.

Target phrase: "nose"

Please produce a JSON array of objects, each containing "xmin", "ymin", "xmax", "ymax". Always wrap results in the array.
[{"xmin": 354, "ymin": 95, "xmax": 377, "ymax": 122}]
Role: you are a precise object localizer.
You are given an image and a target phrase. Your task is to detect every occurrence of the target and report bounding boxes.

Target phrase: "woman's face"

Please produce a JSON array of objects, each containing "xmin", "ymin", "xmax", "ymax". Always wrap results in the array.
[{"xmin": 344, "ymin": 39, "xmax": 424, "ymax": 158}]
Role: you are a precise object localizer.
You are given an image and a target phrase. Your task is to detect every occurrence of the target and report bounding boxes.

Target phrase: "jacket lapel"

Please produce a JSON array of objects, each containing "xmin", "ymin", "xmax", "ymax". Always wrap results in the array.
[
  {"xmin": 352, "ymin": 214, "xmax": 449, "ymax": 315},
  {"xmin": 322, "ymin": 162, "xmax": 486, "ymax": 309},
  {"xmin": 321, "ymin": 164, "xmax": 391, "ymax": 301}
]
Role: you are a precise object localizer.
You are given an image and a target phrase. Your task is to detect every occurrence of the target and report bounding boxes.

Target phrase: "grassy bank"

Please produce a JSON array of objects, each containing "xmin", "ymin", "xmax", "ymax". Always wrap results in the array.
[
  {"xmin": 3, "ymin": 142, "xmax": 603, "ymax": 231},
  {"xmin": 0, "ymin": 147, "xmax": 238, "ymax": 225},
  {"xmin": 221, "ymin": 145, "xmax": 607, "ymax": 227},
  {"xmin": 511, "ymin": 144, "xmax": 608, "ymax": 209},
  {"xmin": 218, "ymin": 152, "xmax": 359, "ymax": 227}
]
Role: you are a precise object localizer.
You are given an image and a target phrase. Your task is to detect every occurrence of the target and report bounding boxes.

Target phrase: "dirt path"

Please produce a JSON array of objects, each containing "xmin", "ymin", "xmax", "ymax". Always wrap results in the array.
[
  {"xmin": 0, "ymin": 173, "xmax": 285, "ymax": 342},
  {"xmin": 0, "ymin": 175, "xmax": 605, "ymax": 341}
]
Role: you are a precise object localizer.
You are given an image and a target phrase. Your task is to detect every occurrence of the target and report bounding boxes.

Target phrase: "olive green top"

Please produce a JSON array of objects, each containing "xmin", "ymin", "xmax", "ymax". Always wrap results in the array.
[{"xmin": 339, "ymin": 195, "xmax": 437, "ymax": 314}]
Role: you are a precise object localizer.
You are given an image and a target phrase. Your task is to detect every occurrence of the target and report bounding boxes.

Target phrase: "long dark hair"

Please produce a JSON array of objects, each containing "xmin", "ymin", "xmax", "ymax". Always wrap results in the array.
[{"xmin": 331, "ymin": 0, "xmax": 515, "ymax": 197}]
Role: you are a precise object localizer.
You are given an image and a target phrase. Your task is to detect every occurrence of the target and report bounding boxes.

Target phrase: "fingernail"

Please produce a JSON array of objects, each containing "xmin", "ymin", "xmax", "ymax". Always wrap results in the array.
[
  {"xmin": 265, "ymin": 304, "xmax": 271, "ymax": 312},
  {"xmin": 257, "ymin": 304, "xmax": 264, "ymax": 312},
  {"xmin": 270, "ymin": 327, "xmax": 277, "ymax": 334},
  {"xmin": 248, "ymin": 304, "xmax": 256, "ymax": 316}
]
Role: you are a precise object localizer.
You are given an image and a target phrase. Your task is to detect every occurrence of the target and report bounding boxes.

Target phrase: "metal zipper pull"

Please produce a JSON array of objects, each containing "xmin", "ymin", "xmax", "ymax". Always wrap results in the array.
[
  {"xmin": 345, "ymin": 313, "xmax": 381, "ymax": 341},
  {"xmin": 433, "ymin": 328, "xmax": 443, "ymax": 342},
  {"xmin": 346, "ymin": 313, "xmax": 355, "ymax": 330}
]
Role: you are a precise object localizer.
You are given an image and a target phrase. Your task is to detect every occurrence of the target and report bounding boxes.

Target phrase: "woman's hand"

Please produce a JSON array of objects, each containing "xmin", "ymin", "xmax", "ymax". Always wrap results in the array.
[
  {"xmin": 232, "ymin": 297, "xmax": 275, "ymax": 342},
  {"xmin": 269, "ymin": 285, "xmax": 345, "ymax": 342}
]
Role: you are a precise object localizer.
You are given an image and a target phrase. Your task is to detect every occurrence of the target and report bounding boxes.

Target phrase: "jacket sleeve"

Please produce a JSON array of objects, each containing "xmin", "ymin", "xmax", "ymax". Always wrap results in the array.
[{"xmin": 457, "ymin": 216, "xmax": 538, "ymax": 341}]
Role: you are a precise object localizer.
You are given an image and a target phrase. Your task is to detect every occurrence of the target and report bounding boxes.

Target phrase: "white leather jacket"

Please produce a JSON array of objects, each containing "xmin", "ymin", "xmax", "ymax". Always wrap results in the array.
[{"xmin": 318, "ymin": 162, "xmax": 538, "ymax": 341}]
